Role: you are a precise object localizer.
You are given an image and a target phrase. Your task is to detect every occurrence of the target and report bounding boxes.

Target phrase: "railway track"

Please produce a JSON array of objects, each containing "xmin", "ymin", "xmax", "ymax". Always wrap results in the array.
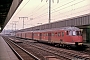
[
  {"xmin": 2, "ymin": 36, "xmax": 40, "ymax": 60},
  {"xmin": 9, "ymin": 36, "xmax": 90, "ymax": 60},
  {"xmin": 79, "ymin": 47, "xmax": 90, "ymax": 56},
  {"xmin": 23, "ymin": 40, "xmax": 90, "ymax": 60},
  {"xmin": 9, "ymin": 38, "xmax": 65, "ymax": 60}
]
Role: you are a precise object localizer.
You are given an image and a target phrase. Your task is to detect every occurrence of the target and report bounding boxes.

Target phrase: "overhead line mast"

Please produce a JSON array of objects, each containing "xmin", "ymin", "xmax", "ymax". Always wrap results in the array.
[
  {"xmin": 19, "ymin": 17, "xmax": 28, "ymax": 29},
  {"xmin": 41, "ymin": 0, "xmax": 59, "ymax": 23},
  {"xmin": 49, "ymin": 0, "xmax": 51, "ymax": 24}
]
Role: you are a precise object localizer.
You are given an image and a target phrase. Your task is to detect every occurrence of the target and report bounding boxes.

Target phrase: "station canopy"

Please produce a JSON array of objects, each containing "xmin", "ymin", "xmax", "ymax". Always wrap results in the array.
[{"xmin": 0, "ymin": 0, "xmax": 22, "ymax": 32}]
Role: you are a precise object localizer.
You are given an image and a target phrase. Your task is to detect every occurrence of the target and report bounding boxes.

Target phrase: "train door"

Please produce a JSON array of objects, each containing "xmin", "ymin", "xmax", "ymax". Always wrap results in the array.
[
  {"xmin": 48, "ymin": 33, "xmax": 51, "ymax": 42},
  {"xmin": 25, "ymin": 33, "xmax": 26, "ymax": 38},
  {"xmin": 60, "ymin": 31, "xmax": 64, "ymax": 43},
  {"xmin": 21, "ymin": 33, "xmax": 22, "ymax": 38},
  {"xmin": 39, "ymin": 33, "xmax": 42, "ymax": 40},
  {"xmin": 32, "ymin": 32, "xmax": 33, "ymax": 40}
]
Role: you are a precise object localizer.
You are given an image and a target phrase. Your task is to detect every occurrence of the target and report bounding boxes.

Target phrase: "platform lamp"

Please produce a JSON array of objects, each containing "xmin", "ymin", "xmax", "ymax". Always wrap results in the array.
[{"xmin": 0, "ymin": 26, "xmax": 1, "ymax": 31}]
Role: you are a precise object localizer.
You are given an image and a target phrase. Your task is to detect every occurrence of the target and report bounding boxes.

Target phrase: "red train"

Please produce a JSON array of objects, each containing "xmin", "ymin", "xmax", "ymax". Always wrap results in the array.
[{"xmin": 16, "ymin": 27, "xmax": 86, "ymax": 48}]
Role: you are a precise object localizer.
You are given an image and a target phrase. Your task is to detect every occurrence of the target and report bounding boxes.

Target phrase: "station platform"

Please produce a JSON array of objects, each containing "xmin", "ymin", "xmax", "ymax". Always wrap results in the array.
[{"xmin": 0, "ymin": 36, "xmax": 19, "ymax": 60}]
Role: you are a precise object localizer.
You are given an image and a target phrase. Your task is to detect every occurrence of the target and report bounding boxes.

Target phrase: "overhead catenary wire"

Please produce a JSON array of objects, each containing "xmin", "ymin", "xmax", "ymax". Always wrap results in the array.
[
  {"xmin": 20, "ymin": 0, "xmax": 85, "ymax": 22},
  {"xmin": 13, "ymin": 0, "xmax": 31, "ymax": 18},
  {"xmin": 24, "ymin": 0, "xmax": 71, "ymax": 20},
  {"xmin": 51, "ymin": 0, "xmax": 85, "ymax": 14},
  {"xmin": 27, "ymin": 0, "xmax": 71, "ymax": 21},
  {"xmin": 34, "ymin": 13, "xmax": 48, "ymax": 19},
  {"xmin": 51, "ymin": 0, "xmax": 75, "ymax": 12},
  {"xmin": 25, "ymin": 2, "xmax": 47, "ymax": 16},
  {"xmin": 26, "ymin": 3, "xmax": 48, "ymax": 17},
  {"xmin": 51, "ymin": 0, "xmax": 89, "ymax": 21},
  {"xmin": 26, "ymin": 0, "xmax": 59, "ymax": 18},
  {"xmin": 51, "ymin": 0, "xmax": 86, "ymax": 18}
]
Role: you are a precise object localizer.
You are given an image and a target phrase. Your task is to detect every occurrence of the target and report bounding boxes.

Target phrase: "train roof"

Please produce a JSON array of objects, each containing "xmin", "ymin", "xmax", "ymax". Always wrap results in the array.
[
  {"xmin": 33, "ymin": 27, "xmax": 80, "ymax": 32},
  {"xmin": 16, "ymin": 27, "xmax": 80, "ymax": 33}
]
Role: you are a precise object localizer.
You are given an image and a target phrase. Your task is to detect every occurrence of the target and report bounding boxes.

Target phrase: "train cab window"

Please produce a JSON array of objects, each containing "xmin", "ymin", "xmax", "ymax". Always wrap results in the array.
[
  {"xmin": 76, "ymin": 31, "xmax": 81, "ymax": 36},
  {"xmin": 69, "ymin": 31, "xmax": 72, "ymax": 35},
  {"xmin": 68, "ymin": 31, "xmax": 81, "ymax": 36},
  {"xmin": 72, "ymin": 31, "xmax": 76, "ymax": 35},
  {"xmin": 73, "ymin": 31, "xmax": 81, "ymax": 36}
]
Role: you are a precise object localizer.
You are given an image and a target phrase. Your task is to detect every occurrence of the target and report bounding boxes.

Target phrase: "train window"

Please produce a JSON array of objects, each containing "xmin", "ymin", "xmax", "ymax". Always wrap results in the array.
[
  {"xmin": 25, "ymin": 33, "xmax": 26, "ymax": 37},
  {"xmin": 42, "ymin": 34, "xmax": 44, "ymax": 36},
  {"xmin": 55, "ymin": 32, "xmax": 57, "ymax": 36},
  {"xmin": 44, "ymin": 34, "xmax": 45, "ymax": 36},
  {"xmin": 42, "ymin": 34, "xmax": 43, "ymax": 36},
  {"xmin": 58, "ymin": 32, "xmax": 61, "ymax": 36},
  {"xmin": 34, "ymin": 34, "xmax": 36, "ymax": 36},
  {"xmin": 55, "ymin": 32, "xmax": 57, "ymax": 34},
  {"xmin": 62, "ymin": 32, "xmax": 64, "ymax": 36},
  {"xmin": 44, "ymin": 34, "xmax": 46, "ymax": 36},
  {"xmin": 47, "ymin": 33, "xmax": 48, "ymax": 36},
  {"xmin": 67, "ymin": 31, "xmax": 69, "ymax": 35},
  {"xmin": 40, "ymin": 34, "xmax": 41, "ymax": 36},
  {"xmin": 38, "ymin": 34, "xmax": 39, "ymax": 36},
  {"xmin": 46, "ymin": 33, "xmax": 48, "ymax": 36},
  {"xmin": 43, "ymin": 34, "xmax": 45, "ymax": 36},
  {"xmin": 43, "ymin": 34, "xmax": 44, "ymax": 36},
  {"xmin": 21, "ymin": 33, "xmax": 22, "ymax": 37},
  {"xmin": 45, "ymin": 33, "xmax": 46, "ymax": 36},
  {"xmin": 52, "ymin": 33, "xmax": 54, "ymax": 36}
]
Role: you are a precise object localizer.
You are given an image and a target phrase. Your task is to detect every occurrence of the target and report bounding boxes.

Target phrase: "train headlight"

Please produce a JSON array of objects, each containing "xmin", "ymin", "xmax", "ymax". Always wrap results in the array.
[{"xmin": 78, "ymin": 43, "xmax": 82, "ymax": 45}]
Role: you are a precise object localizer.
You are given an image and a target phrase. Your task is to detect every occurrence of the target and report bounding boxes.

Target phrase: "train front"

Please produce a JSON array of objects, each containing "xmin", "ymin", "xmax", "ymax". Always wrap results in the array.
[{"xmin": 68, "ymin": 30, "xmax": 87, "ymax": 49}]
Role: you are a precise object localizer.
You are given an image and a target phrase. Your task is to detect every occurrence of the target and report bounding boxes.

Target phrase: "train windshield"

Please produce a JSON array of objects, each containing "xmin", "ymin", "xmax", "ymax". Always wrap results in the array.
[{"xmin": 68, "ymin": 31, "xmax": 81, "ymax": 36}]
